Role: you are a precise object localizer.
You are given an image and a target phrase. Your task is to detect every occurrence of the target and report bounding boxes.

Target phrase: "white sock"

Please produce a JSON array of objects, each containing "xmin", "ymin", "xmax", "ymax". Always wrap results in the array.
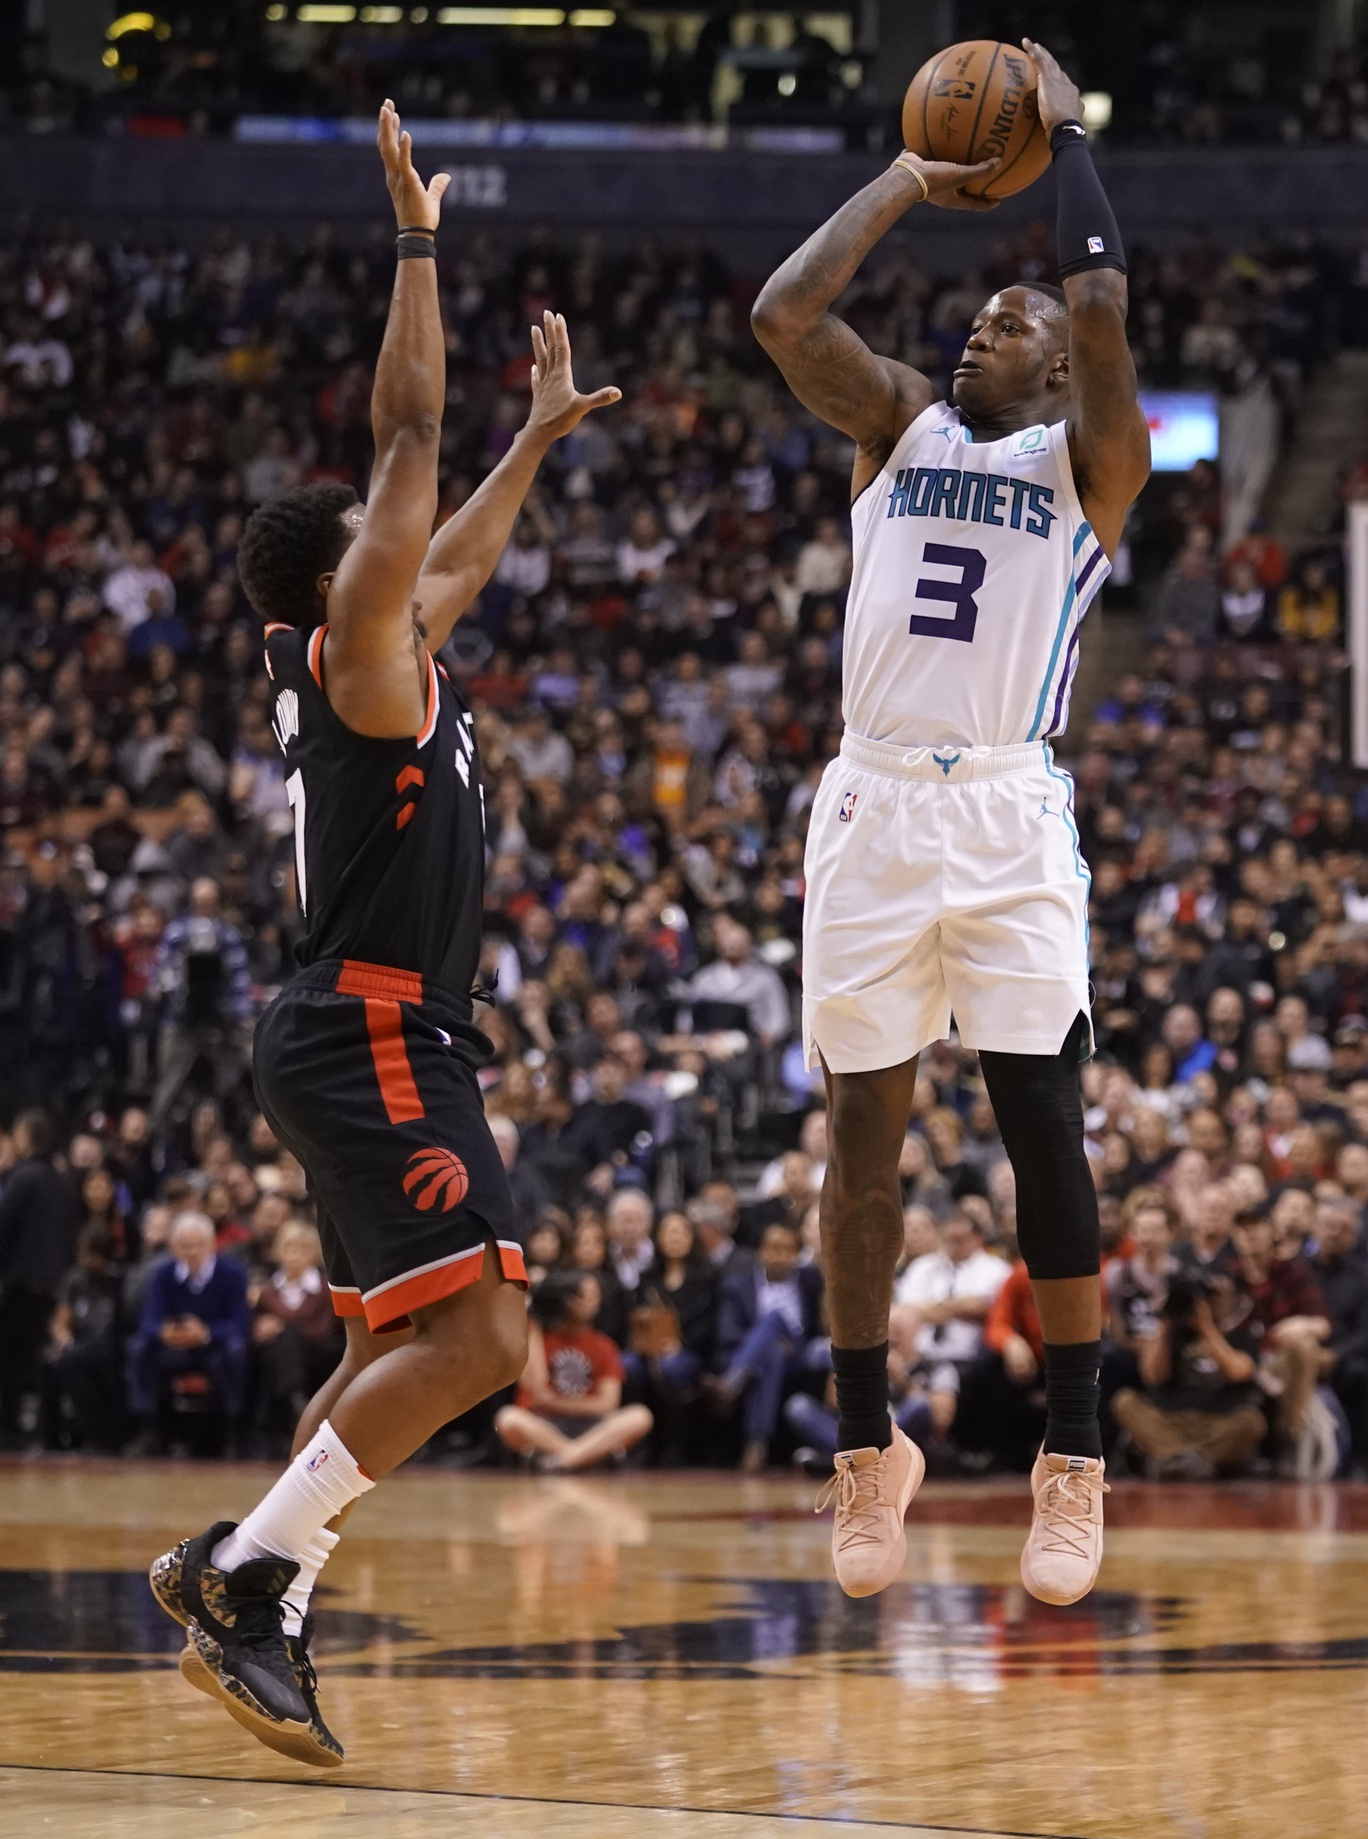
[
  {"xmin": 280, "ymin": 1524, "xmax": 339, "ymax": 1638},
  {"xmin": 211, "ymin": 1421, "xmax": 374, "ymax": 1577}
]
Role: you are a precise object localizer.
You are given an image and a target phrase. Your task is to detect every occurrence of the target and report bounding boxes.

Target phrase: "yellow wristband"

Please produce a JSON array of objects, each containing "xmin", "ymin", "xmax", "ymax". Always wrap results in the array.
[{"xmin": 890, "ymin": 154, "xmax": 930, "ymax": 202}]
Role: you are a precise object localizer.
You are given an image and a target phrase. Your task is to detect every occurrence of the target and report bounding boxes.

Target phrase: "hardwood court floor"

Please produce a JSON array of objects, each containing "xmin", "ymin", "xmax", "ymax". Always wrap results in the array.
[{"xmin": 3, "ymin": 1459, "xmax": 1367, "ymax": 1839}]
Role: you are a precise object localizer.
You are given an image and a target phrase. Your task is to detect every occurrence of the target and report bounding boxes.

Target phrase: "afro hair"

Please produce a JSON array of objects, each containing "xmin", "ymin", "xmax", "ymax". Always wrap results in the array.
[{"xmin": 236, "ymin": 481, "xmax": 360, "ymax": 628}]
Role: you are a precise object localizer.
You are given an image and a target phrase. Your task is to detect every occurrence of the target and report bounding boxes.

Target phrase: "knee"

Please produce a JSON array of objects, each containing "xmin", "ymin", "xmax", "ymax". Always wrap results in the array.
[
  {"xmin": 621, "ymin": 1404, "xmax": 654, "ymax": 1439},
  {"xmin": 487, "ymin": 1305, "xmax": 530, "ymax": 1392}
]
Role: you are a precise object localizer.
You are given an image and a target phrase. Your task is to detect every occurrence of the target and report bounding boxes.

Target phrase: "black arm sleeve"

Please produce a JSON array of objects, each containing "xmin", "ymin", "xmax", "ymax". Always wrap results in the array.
[{"xmin": 1050, "ymin": 120, "xmax": 1126, "ymax": 280}]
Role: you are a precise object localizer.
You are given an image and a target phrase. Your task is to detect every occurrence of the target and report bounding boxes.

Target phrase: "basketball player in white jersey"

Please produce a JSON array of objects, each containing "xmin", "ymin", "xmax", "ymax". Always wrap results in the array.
[{"xmin": 753, "ymin": 41, "xmax": 1150, "ymax": 1605}]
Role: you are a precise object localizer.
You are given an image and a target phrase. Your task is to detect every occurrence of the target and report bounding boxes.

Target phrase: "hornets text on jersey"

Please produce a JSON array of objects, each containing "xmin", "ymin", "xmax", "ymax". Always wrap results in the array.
[
  {"xmin": 263, "ymin": 620, "xmax": 486, "ymax": 1030},
  {"xmin": 842, "ymin": 403, "xmax": 1110, "ymax": 749}
]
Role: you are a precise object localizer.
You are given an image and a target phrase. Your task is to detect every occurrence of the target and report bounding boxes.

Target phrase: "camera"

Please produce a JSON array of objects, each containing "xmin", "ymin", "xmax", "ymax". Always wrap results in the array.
[{"xmin": 1161, "ymin": 1274, "xmax": 1211, "ymax": 1328}]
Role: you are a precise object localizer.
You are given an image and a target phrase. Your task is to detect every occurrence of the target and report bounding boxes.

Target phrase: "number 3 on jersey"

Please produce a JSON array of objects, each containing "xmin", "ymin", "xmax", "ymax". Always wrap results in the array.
[{"xmin": 908, "ymin": 542, "xmax": 986, "ymax": 643}]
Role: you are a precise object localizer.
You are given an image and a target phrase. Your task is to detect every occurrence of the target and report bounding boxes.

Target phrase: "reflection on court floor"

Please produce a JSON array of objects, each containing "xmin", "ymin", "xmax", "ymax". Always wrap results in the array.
[{"xmin": 3, "ymin": 1460, "xmax": 1367, "ymax": 1839}]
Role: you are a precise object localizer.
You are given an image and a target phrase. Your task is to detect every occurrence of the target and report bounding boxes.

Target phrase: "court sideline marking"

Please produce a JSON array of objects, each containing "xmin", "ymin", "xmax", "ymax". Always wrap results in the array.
[{"xmin": 0, "ymin": 1762, "xmax": 1100, "ymax": 1838}]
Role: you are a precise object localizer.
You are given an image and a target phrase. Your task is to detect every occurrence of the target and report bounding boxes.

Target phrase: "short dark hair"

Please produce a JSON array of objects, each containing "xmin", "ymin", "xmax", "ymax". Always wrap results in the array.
[
  {"xmin": 237, "ymin": 482, "xmax": 359, "ymax": 627},
  {"xmin": 14, "ymin": 1107, "xmax": 56, "ymax": 1159},
  {"xmin": 529, "ymin": 1267, "xmax": 592, "ymax": 1331}
]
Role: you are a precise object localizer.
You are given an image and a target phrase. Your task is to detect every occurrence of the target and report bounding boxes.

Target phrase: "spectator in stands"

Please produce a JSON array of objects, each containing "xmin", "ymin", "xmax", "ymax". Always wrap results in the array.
[
  {"xmin": 41, "ymin": 1223, "xmax": 128, "ymax": 1451},
  {"xmin": 711, "ymin": 1220, "xmax": 827, "ymax": 1472},
  {"xmin": 1112, "ymin": 1270, "xmax": 1266, "ymax": 1478},
  {"xmin": 688, "ymin": 915, "xmax": 790, "ymax": 1047},
  {"xmin": 127, "ymin": 1208, "xmax": 252, "ymax": 1453},
  {"xmin": 250, "ymin": 1222, "xmax": 342, "ymax": 1447},
  {"xmin": 889, "ymin": 1210, "xmax": 1009, "ymax": 1445},
  {"xmin": 1313, "ymin": 1196, "xmax": 1368, "ymax": 1472},
  {"xmin": 495, "ymin": 1270, "xmax": 653, "ymax": 1471},
  {"xmin": 622, "ymin": 1209, "xmax": 716, "ymax": 1458},
  {"xmin": 0, "ymin": 1109, "xmax": 81, "ymax": 1445}
]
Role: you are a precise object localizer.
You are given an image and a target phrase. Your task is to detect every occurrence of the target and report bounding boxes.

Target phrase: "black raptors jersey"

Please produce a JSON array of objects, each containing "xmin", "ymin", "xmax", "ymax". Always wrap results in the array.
[{"xmin": 264, "ymin": 620, "xmax": 485, "ymax": 1012}]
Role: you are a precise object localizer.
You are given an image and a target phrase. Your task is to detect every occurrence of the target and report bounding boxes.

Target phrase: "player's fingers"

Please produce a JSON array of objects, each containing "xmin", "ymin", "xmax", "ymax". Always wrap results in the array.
[
  {"xmin": 960, "ymin": 157, "xmax": 1001, "ymax": 180},
  {"xmin": 428, "ymin": 172, "xmax": 450, "ymax": 202},
  {"xmin": 583, "ymin": 386, "xmax": 622, "ymax": 411},
  {"xmin": 398, "ymin": 129, "xmax": 414, "ymax": 172},
  {"xmin": 555, "ymin": 312, "xmax": 571, "ymax": 363},
  {"xmin": 530, "ymin": 322, "xmax": 548, "ymax": 368}
]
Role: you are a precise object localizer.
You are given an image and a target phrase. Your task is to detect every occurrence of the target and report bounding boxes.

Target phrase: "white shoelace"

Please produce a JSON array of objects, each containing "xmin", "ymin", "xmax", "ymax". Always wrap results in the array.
[
  {"xmin": 815, "ymin": 1459, "xmax": 889, "ymax": 1550},
  {"xmin": 1035, "ymin": 1468, "xmax": 1110, "ymax": 1557}
]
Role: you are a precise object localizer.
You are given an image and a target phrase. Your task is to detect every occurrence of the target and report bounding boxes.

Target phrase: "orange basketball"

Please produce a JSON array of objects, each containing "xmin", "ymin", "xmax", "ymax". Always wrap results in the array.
[{"xmin": 902, "ymin": 40, "xmax": 1050, "ymax": 201}]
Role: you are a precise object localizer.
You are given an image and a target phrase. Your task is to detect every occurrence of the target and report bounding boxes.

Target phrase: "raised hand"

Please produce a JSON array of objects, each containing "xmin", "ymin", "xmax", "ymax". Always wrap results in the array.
[
  {"xmin": 527, "ymin": 310, "xmax": 622, "ymax": 442},
  {"xmin": 377, "ymin": 98, "xmax": 450, "ymax": 231},
  {"xmin": 892, "ymin": 150, "xmax": 1001, "ymax": 213},
  {"xmin": 1022, "ymin": 39, "xmax": 1084, "ymax": 136}
]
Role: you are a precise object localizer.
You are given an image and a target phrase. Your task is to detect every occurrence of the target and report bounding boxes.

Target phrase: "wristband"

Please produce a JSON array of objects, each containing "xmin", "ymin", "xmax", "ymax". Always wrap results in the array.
[
  {"xmin": 1049, "ymin": 119, "xmax": 1088, "ymax": 154},
  {"xmin": 890, "ymin": 153, "xmax": 930, "ymax": 202},
  {"xmin": 398, "ymin": 224, "xmax": 436, "ymax": 237},
  {"xmin": 396, "ymin": 232, "xmax": 437, "ymax": 261}
]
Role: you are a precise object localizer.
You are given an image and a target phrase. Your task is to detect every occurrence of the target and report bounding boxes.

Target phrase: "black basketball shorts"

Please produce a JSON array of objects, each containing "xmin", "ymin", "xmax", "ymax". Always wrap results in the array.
[{"xmin": 253, "ymin": 958, "xmax": 525, "ymax": 1334}]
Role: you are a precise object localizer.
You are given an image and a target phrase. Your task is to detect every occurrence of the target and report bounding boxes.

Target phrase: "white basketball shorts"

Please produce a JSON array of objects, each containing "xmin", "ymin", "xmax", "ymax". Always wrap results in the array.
[{"xmin": 802, "ymin": 733, "xmax": 1093, "ymax": 1073}]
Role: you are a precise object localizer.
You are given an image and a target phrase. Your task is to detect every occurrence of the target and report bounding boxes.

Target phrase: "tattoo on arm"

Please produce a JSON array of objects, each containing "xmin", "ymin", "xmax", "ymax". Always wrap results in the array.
[{"xmin": 753, "ymin": 167, "xmax": 935, "ymax": 458}]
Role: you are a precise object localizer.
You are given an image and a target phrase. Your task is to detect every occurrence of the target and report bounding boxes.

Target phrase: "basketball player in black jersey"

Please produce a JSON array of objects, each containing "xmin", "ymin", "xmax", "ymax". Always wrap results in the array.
[{"xmin": 147, "ymin": 101, "xmax": 621, "ymax": 1766}]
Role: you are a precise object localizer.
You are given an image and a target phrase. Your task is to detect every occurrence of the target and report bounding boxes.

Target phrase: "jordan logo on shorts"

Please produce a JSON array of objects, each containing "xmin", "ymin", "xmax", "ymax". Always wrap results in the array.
[
  {"xmin": 838, "ymin": 791, "xmax": 859, "ymax": 823},
  {"xmin": 933, "ymin": 752, "xmax": 961, "ymax": 777},
  {"xmin": 402, "ymin": 1147, "xmax": 470, "ymax": 1212}
]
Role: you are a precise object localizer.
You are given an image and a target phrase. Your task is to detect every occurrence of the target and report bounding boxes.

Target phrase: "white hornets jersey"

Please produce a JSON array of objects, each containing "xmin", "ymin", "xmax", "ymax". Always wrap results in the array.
[{"xmin": 841, "ymin": 402, "xmax": 1109, "ymax": 748}]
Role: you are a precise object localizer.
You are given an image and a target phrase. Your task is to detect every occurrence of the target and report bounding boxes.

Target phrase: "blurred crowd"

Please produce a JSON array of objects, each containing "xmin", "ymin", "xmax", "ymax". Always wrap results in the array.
[
  {"xmin": 1, "ymin": 5, "xmax": 1364, "ymax": 151},
  {"xmin": 0, "ymin": 213, "xmax": 1366, "ymax": 1478}
]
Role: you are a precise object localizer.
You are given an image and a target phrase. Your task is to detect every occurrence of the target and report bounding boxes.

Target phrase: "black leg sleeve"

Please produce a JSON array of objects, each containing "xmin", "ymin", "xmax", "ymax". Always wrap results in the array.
[{"xmin": 977, "ymin": 1013, "xmax": 1100, "ymax": 1282}]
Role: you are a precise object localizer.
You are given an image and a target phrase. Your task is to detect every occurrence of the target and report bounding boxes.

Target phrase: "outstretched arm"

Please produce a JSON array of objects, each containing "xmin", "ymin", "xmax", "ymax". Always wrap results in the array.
[
  {"xmin": 415, "ymin": 311, "xmax": 620, "ymax": 653},
  {"xmin": 324, "ymin": 100, "xmax": 449, "ymax": 738},
  {"xmin": 751, "ymin": 152, "xmax": 999, "ymax": 500},
  {"xmin": 1028, "ymin": 40, "xmax": 1151, "ymax": 559}
]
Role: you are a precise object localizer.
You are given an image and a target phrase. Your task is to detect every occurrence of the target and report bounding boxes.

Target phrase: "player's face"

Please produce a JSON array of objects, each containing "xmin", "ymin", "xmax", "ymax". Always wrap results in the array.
[{"xmin": 951, "ymin": 289, "xmax": 1065, "ymax": 416}]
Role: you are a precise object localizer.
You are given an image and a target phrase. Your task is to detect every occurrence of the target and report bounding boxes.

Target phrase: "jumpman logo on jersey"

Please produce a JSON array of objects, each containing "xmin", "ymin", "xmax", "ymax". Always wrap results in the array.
[{"xmin": 933, "ymin": 752, "xmax": 961, "ymax": 777}]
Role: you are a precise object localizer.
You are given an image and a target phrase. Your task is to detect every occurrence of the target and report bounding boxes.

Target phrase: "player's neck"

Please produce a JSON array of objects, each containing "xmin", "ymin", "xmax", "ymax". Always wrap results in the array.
[{"xmin": 961, "ymin": 390, "xmax": 1068, "ymax": 442}]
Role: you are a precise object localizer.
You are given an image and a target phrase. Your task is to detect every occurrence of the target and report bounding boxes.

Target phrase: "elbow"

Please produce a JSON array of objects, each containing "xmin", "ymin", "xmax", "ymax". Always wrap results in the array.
[
  {"xmin": 376, "ymin": 409, "xmax": 442, "ymax": 452},
  {"xmin": 750, "ymin": 287, "xmax": 804, "ymax": 351}
]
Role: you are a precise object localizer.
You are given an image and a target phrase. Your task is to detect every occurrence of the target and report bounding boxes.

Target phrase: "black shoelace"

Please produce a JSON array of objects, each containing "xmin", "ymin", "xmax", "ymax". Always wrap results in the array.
[{"xmin": 228, "ymin": 1593, "xmax": 301, "ymax": 1688}]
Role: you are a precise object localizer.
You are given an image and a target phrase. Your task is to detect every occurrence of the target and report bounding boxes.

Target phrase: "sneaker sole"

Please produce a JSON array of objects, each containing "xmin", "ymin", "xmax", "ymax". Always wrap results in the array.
[
  {"xmin": 1018, "ymin": 1557, "xmax": 1102, "ymax": 1608},
  {"xmin": 181, "ymin": 1625, "xmax": 344, "ymax": 1770},
  {"xmin": 834, "ymin": 1434, "xmax": 927, "ymax": 1600}
]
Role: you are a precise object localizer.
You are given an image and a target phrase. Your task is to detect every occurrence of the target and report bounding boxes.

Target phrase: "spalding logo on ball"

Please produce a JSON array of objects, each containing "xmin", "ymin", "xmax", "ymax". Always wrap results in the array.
[
  {"xmin": 903, "ymin": 40, "xmax": 1050, "ymax": 201},
  {"xmin": 403, "ymin": 1147, "xmax": 470, "ymax": 1212}
]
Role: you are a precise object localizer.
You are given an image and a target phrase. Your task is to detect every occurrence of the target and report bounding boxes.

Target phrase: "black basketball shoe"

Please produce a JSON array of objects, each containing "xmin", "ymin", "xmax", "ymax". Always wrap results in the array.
[{"xmin": 149, "ymin": 1522, "xmax": 327, "ymax": 1766}]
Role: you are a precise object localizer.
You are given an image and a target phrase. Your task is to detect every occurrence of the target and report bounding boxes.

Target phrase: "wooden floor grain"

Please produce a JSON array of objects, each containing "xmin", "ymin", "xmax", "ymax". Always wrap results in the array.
[{"xmin": 3, "ymin": 1459, "xmax": 1364, "ymax": 1839}]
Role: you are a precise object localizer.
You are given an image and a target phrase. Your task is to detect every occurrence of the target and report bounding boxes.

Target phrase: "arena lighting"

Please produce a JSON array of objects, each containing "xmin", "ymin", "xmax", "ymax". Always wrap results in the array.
[
  {"xmin": 568, "ymin": 8, "xmax": 615, "ymax": 22},
  {"xmin": 297, "ymin": 4, "xmax": 357, "ymax": 18},
  {"xmin": 435, "ymin": 8, "xmax": 567, "ymax": 23},
  {"xmin": 1081, "ymin": 90, "xmax": 1112, "ymax": 131},
  {"xmin": 107, "ymin": 11, "xmax": 170, "ymax": 36},
  {"xmin": 101, "ymin": 46, "xmax": 120, "ymax": 65},
  {"xmin": 359, "ymin": 4, "xmax": 404, "ymax": 17},
  {"xmin": 265, "ymin": 3, "xmax": 286, "ymax": 15}
]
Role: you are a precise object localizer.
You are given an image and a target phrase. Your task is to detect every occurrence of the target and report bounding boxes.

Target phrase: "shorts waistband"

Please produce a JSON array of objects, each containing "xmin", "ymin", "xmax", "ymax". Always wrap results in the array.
[
  {"xmin": 838, "ymin": 734, "xmax": 1047, "ymax": 783},
  {"xmin": 290, "ymin": 957, "xmax": 473, "ymax": 1019}
]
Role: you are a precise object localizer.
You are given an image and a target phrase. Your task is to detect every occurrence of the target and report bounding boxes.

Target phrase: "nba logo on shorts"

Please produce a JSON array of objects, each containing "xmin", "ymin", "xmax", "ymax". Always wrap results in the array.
[{"xmin": 838, "ymin": 791, "xmax": 858, "ymax": 823}]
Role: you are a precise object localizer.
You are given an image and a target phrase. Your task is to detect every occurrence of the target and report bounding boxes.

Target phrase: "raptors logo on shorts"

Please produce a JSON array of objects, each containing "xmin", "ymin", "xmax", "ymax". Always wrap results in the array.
[{"xmin": 402, "ymin": 1147, "xmax": 470, "ymax": 1212}]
